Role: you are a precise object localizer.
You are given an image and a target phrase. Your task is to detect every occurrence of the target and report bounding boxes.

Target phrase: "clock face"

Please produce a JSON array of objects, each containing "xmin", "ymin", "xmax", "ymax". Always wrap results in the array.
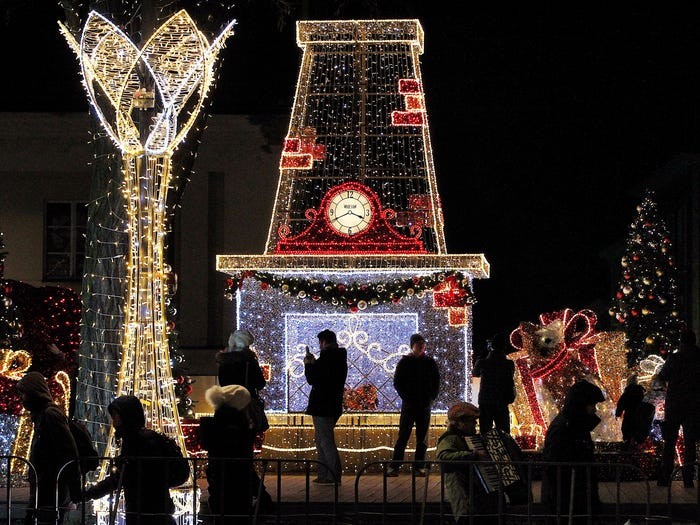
[{"xmin": 327, "ymin": 189, "xmax": 373, "ymax": 235}]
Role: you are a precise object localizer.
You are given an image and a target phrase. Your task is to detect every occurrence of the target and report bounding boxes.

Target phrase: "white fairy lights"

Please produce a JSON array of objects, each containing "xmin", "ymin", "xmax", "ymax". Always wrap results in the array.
[{"xmin": 60, "ymin": 9, "xmax": 234, "ymax": 493}]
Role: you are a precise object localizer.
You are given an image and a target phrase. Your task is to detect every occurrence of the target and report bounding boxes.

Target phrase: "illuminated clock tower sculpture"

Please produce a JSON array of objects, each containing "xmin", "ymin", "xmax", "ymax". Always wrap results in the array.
[{"xmin": 218, "ymin": 20, "xmax": 489, "ymax": 462}]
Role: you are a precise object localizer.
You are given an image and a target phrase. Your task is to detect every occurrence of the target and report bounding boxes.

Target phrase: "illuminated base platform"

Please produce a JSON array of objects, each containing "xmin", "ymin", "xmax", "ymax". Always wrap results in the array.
[
  {"xmin": 261, "ymin": 412, "xmax": 449, "ymax": 472},
  {"xmin": 191, "ymin": 412, "xmax": 546, "ymax": 472}
]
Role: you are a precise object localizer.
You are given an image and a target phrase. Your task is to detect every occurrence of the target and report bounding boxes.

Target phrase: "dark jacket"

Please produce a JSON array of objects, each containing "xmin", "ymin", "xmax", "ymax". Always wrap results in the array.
[
  {"xmin": 393, "ymin": 353, "xmax": 440, "ymax": 409},
  {"xmin": 84, "ymin": 396, "xmax": 175, "ymax": 525},
  {"xmin": 542, "ymin": 381, "xmax": 604, "ymax": 523},
  {"xmin": 656, "ymin": 343, "xmax": 700, "ymax": 420},
  {"xmin": 216, "ymin": 349, "xmax": 266, "ymax": 397},
  {"xmin": 17, "ymin": 372, "xmax": 80, "ymax": 524},
  {"xmin": 472, "ymin": 350, "xmax": 516, "ymax": 406},
  {"xmin": 200, "ymin": 398, "xmax": 256, "ymax": 522},
  {"xmin": 305, "ymin": 344, "xmax": 348, "ymax": 418},
  {"xmin": 615, "ymin": 383, "xmax": 645, "ymax": 441}
]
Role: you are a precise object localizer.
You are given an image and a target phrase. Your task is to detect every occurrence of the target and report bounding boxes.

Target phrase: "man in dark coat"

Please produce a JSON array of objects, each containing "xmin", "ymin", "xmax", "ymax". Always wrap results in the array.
[
  {"xmin": 656, "ymin": 328, "xmax": 700, "ymax": 488},
  {"xmin": 542, "ymin": 380, "xmax": 605, "ymax": 524},
  {"xmin": 82, "ymin": 396, "xmax": 176, "ymax": 525},
  {"xmin": 472, "ymin": 333, "xmax": 516, "ymax": 434},
  {"xmin": 387, "ymin": 333, "xmax": 440, "ymax": 476},
  {"xmin": 304, "ymin": 329, "xmax": 348, "ymax": 485},
  {"xmin": 17, "ymin": 371, "xmax": 81, "ymax": 525}
]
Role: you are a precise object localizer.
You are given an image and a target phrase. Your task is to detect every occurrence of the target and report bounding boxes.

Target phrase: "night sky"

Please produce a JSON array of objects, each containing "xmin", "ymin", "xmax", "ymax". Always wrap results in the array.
[{"xmin": 3, "ymin": 3, "xmax": 700, "ymax": 352}]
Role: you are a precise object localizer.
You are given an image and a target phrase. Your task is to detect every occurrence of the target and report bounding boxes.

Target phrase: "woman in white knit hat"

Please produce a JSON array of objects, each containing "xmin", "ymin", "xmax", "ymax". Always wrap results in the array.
[{"xmin": 216, "ymin": 329, "xmax": 266, "ymax": 396}]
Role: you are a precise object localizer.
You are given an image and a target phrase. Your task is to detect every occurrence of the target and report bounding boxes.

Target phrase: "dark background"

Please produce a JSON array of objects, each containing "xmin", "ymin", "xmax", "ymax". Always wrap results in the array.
[{"xmin": 2, "ymin": 2, "xmax": 700, "ymax": 354}]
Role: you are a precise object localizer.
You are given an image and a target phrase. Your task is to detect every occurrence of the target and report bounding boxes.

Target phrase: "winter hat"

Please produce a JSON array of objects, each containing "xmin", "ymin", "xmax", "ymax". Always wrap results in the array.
[
  {"xmin": 16, "ymin": 371, "xmax": 53, "ymax": 408},
  {"xmin": 205, "ymin": 384, "xmax": 251, "ymax": 411},
  {"xmin": 447, "ymin": 402, "xmax": 480, "ymax": 422},
  {"xmin": 108, "ymin": 395, "xmax": 146, "ymax": 431},
  {"xmin": 227, "ymin": 329, "xmax": 254, "ymax": 351},
  {"xmin": 409, "ymin": 333, "xmax": 426, "ymax": 347}
]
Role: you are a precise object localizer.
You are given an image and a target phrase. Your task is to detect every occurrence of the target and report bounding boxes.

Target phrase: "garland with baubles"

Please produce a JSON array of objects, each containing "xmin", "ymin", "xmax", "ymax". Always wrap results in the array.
[{"xmin": 224, "ymin": 270, "xmax": 475, "ymax": 312}]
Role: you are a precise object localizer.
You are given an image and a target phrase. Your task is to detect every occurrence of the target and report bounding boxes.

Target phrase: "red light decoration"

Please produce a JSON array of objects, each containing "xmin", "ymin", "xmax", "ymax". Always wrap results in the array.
[
  {"xmin": 260, "ymin": 363, "xmax": 272, "ymax": 382},
  {"xmin": 391, "ymin": 111, "xmax": 425, "ymax": 126},
  {"xmin": 509, "ymin": 308, "xmax": 604, "ymax": 432},
  {"xmin": 398, "ymin": 78, "xmax": 421, "ymax": 93},
  {"xmin": 392, "ymin": 78, "xmax": 426, "ymax": 127},
  {"xmin": 343, "ymin": 384, "xmax": 378, "ymax": 411},
  {"xmin": 280, "ymin": 127, "xmax": 326, "ymax": 170},
  {"xmin": 274, "ymin": 181, "xmax": 426, "ymax": 253}
]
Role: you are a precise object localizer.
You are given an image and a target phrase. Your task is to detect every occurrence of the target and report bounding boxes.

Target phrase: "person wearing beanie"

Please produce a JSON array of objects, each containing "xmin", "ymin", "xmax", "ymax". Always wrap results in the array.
[
  {"xmin": 200, "ymin": 384, "xmax": 270, "ymax": 522},
  {"xmin": 16, "ymin": 371, "xmax": 81, "ymax": 525},
  {"xmin": 387, "ymin": 333, "xmax": 440, "ymax": 477},
  {"xmin": 435, "ymin": 402, "xmax": 494, "ymax": 523},
  {"xmin": 472, "ymin": 333, "xmax": 516, "ymax": 434},
  {"xmin": 656, "ymin": 328, "xmax": 700, "ymax": 488},
  {"xmin": 81, "ymin": 395, "xmax": 178, "ymax": 525},
  {"xmin": 542, "ymin": 380, "xmax": 605, "ymax": 523},
  {"xmin": 216, "ymin": 330, "xmax": 266, "ymax": 410},
  {"xmin": 304, "ymin": 329, "xmax": 348, "ymax": 485}
]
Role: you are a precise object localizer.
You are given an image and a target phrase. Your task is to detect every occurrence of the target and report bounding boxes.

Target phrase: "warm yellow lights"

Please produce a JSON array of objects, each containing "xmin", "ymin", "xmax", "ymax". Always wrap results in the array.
[
  {"xmin": 0, "ymin": 349, "xmax": 31, "ymax": 380},
  {"xmin": 59, "ymin": 10, "xmax": 235, "ymax": 156},
  {"xmin": 60, "ymin": 9, "xmax": 233, "ymax": 494},
  {"xmin": 217, "ymin": 254, "xmax": 490, "ymax": 278}
]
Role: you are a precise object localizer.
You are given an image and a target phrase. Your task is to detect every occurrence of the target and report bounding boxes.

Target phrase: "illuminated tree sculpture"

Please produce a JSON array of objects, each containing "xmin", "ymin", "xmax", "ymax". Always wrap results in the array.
[
  {"xmin": 609, "ymin": 190, "xmax": 682, "ymax": 366},
  {"xmin": 60, "ymin": 10, "xmax": 234, "ymax": 471}
]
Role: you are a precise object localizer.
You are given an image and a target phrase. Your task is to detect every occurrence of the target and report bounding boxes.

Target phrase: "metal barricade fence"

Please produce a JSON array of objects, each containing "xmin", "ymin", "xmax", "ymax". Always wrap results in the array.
[
  {"xmin": 0, "ymin": 456, "xmax": 37, "ymax": 525},
  {"xmin": 2, "ymin": 455, "xmax": 694, "ymax": 525},
  {"xmin": 53, "ymin": 456, "xmax": 339, "ymax": 525},
  {"xmin": 354, "ymin": 458, "xmax": 700, "ymax": 525}
]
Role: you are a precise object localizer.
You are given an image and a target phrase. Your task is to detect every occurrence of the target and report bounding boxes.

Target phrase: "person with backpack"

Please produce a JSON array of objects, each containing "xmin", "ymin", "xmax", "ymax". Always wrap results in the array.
[
  {"xmin": 82, "ymin": 395, "xmax": 187, "ymax": 525},
  {"xmin": 17, "ymin": 371, "xmax": 81, "ymax": 525}
]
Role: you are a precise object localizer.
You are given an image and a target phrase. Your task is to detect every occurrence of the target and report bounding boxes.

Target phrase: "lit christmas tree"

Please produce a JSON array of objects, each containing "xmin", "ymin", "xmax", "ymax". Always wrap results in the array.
[{"xmin": 610, "ymin": 189, "xmax": 682, "ymax": 366}]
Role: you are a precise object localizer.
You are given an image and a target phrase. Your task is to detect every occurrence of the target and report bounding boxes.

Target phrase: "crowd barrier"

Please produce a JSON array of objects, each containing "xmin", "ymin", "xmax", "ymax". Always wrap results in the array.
[{"xmin": 0, "ymin": 455, "xmax": 697, "ymax": 524}]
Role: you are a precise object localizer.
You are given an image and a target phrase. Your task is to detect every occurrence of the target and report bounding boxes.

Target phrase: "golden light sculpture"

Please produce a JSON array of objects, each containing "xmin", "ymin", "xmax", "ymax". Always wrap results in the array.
[{"xmin": 59, "ymin": 8, "xmax": 234, "ymax": 488}]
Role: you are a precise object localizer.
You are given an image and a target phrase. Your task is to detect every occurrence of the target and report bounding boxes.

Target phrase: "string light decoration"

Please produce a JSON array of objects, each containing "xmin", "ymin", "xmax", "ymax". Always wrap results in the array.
[
  {"xmin": 609, "ymin": 189, "xmax": 682, "ymax": 365},
  {"xmin": 217, "ymin": 20, "xmax": 489, "ymax": 459},
  {"xmin": 59, "ymin": 8, "xmax": 234, "ymax": 492},
  {"xmin": 508, "ymin": 308, "xmax": 624, "ymax": 445},
  {"xmin": 0, "ymin": 278, "xmax": 80, "ymax": 479}
]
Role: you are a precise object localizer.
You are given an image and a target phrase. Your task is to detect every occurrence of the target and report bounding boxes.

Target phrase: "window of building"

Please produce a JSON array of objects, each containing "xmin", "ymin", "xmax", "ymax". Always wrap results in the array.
[{"xmin": 44, "ymin": 201, "xmax": 87, "ymax": 281}]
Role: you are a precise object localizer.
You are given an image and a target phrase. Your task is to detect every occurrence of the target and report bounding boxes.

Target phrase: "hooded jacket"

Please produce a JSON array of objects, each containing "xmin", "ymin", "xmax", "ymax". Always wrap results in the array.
[
  {"xmin": 200, "ymin": 385, "xmax": 257, "ymax": 521},
  {"xmin": 542, "ymin": 380, "xmax": 604, "ymax": 522},
  {"xmin": 84, "ymin": 396, "xmax": 175, "ymax": 525},
  {"xmin": 17, "ymin": 372, "xmax": 81, "ymax": 517},
  {"xmin": 304, "ymin": 344, "xmax": 348, "ymax": 418}
]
